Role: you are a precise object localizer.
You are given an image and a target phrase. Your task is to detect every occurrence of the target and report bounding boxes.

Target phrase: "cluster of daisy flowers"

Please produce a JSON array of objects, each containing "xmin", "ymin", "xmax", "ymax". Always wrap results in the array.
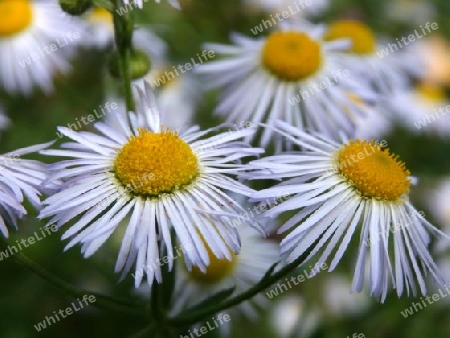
[{"xmin": 1, "ymin": 0, "xmax": 450, "ymax": 336}]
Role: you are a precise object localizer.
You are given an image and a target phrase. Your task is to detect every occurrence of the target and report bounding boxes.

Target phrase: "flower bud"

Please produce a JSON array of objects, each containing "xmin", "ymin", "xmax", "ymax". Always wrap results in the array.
[
  {"xmin": 108, "ymin": 49, "xmax": 152, "ymax": 80},
  {"xmin": 59, "ymin": 0, "xmax": 92, "ymax": 16}
]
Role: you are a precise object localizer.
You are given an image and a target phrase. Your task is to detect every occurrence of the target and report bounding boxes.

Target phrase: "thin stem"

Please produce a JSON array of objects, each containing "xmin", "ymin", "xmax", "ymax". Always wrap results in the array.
[
  {"xmin": 112, "ymin": 0, "xmax": 136, "ymax": 113},
  {"xmin": 0, "ymin": 237, "xmax": 146, "ymax": 317},
  {"xmin": 168, "ymin": 252, "xmax": 308, "ymax": 326},
  {"xmin": 120, "ymin": 49, "xmax": 135, "ymax": 113}
]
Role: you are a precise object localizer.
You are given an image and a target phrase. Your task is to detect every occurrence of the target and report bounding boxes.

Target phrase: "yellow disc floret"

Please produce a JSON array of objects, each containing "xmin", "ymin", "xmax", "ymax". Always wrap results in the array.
[
  {"xmin": 416, "ymin": 82, "xmax": 446, "ymax": 102},
  {"xmin": 151, "ymin": 68, "xmax": 178, "ymax": 89},
  {"xmin": 114, "ymin": 129, "xmax": 199, "ymax": 196},
  {"xmin": 324, "ymin": 20, "xmax": 376, "ymax": 55},
  {"xmin": 337, "ymin": 140, "xmax": 411, "ymax": 201},
  {"xmin": 0, "ymin": 0, "xmax": 33, "ymax": 38},
  {"xmin": 189, "ymin": 242, "xmax": 237, "ymax": 284},
  {"xmin": 88, "ymin": 7, "xmax": 112, "ymax": 25},
  {"xmin": 262, "ymin": 31, "xmax": 322, "ymax": 82}
]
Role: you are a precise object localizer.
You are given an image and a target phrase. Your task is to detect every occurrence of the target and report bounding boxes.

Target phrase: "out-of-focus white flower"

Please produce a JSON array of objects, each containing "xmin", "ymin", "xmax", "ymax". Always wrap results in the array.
[
  {"xmin": 388, "ymin": 82, "xmax": 450, "ymax": 137},
  {"xmin": 271, "ymin": 295, "xmax": 322, "ymax": 338},
  {"xmin": 322, "ymin": 274, "xmax": 371, "ymax": 317},
  {"xmin": 0, "ymin": 0, "xmax": 81, "ymax": 95},
  {"xmin": 324, "ymin": 20, "xmax": 419, "ymax": 94}
]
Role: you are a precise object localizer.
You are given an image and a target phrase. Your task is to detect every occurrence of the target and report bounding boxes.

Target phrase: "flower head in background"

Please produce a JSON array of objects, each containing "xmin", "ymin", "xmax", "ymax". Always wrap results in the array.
[
  {"xmin": 0, "ymin": 105, "xmax": 10, "ymax": 132},
  {"xmin": 0, "ymin": 0, "xmax": 81, "ymax": 95},
  {"xmin": 0, "ymin": 142, "xmax": 52, "ymax": 237},
  {"xmin": 131, "ymin": 62, "xmax": 201, "ymax": 132},
  {"xmin": 270, "ymin": 295, "xmax": 322, "ymax": 338},
  {"xmin": 351, "ymin": 94, "xmax": 392, "ymax": 140},
  {"xmin": 172, "ymin": 226, "xmax": 279, "ymax": 335},
  {"xmin": 322, "ymin": 273, "xmax": 370, "ymax": 317},
  {"xmin": 426, "ymin": 178, "xmax": 450, "ymax": 253},
  {"xmin": 324, "ymin": 20, "xmax": 419, "ymax": 93},
  {"xmin": 39, "ymin": 82, "xmax": 264, "ymax": 288},
  {"xmin": 248, "ymin": 121, "xmax": 449, "ymax": 301},
  {"xmin": 388, "ymin": 82, "xmax": 450, "ymax": 137},
  {"xmin": 413, "ymin": 36, "xmax": 450, "ymax": 87},
  {"xmin": 82, "ymin": 5, "xmax": 167, "ymax": 57},
  {"xmin": 196, "ymin": 22, "xmax": 374, "ymax": 149}
]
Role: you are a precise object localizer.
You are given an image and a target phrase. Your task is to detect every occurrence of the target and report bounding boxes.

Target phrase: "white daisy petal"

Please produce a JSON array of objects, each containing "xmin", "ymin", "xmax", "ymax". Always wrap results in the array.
[
  {"xmin": 41, "ymin": 82, "xmax": 262, "ymax": 287},
  {"xmin": 0, "ymin": 0, "xmax": 82, "ymax": 95},
  {"xmin": 249, "ymin": 121, "xmax": 448, "ymax": 301},
  {"xmin": 0, "ymin": 141, "xmax": 50, "ymax": 237},
  {"xmin": 196, "ymin": 21, "xmax": 376, "ymax": 149}
]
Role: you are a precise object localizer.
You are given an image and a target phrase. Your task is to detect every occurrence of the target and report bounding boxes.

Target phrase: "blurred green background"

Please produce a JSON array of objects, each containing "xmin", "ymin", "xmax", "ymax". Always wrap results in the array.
[{"xmin": 1, "ymin": 0, "xmax": 450, "ymax": 337}]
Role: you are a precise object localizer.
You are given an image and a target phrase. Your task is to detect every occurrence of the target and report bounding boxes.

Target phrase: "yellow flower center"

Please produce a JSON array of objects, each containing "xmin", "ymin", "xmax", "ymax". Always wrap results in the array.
[
  {"xmin": 114, "ymin": 129, "xmax": 199, "ymax": 197},
  {"xmin": 189, "ymin": 243, "xmax": 237, "ymax": 284},
  {"xmin": 88, "ymin": 7, "xmax": 112, "ymax": 25},
  {"xmin": 0, "ymin": 0, "xmax": 33, "ymax": 38},
  {"xmin": 261, "ymin": 31, "xmax": 322, "ymax": 82},
  {"xmin": 337, "ymin": 140, "xmax": 411, "ymax": 201},
  {"xmin": 324, "ymin": 20, "xmax": 376, "ymax": 55},
  {"xmin": 416, "ymin": 82, "xmax": 446, "ymax": 102},
  {"xmin": 150, "ymin": 68, "xmax": 178, "ymax": 89}
]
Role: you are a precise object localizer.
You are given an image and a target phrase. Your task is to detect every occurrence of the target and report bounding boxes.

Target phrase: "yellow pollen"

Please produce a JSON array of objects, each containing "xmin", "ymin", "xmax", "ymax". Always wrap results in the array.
[
  {"xmin": 0, "ymin": 0, "xmax": 33, "ymax": 38},
  {"xmin": 416, "ymin": 82, "xmax": 446, "ymax": 102},
  {"xmin": 88, "ymin": 7, "xmax": 113, "ymax": 25},
  {"xmin": 262, "ymin": 31, "xmax": 322, "ymax": 82},
  {"xmin": 188, "ymin": 242, "xmax": 237, "ymax": 284},
  {"xmin": 337, "ymin": 140, "xmax": 411, "ymax": 201},
  {"xmin": 324, "ymin": 20, "xmax": 376, "ymax": 55},
  {"xmin": 114, "ymin": 129, "xmax": 199, "ymax": 196}
]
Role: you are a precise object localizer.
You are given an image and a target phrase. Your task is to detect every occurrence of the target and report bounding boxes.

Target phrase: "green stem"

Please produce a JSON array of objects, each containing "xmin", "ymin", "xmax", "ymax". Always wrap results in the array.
[
  {"xmin": 112, "ymin": 0, "xmax": 136, "ymax": 113},
  {"xmin": 0, "ymin": 237, "xmax": 145, "ymax": 317},
  {"xmin": 120, "ymin": 48, "xmax": 135, "ymax": 113},
  {"xmin": 168, "ymin": 252, "xmax": 308, "ymax": 326}
]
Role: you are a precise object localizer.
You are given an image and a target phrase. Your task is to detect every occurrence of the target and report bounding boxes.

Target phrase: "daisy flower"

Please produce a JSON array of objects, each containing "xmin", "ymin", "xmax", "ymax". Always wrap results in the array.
[
  {"xmin": 82, "ymin": 5, "xmax": 167, "ymax": 56},
  {"xmin": 39, "ymin": 82, "xmax": 264, "ymax": 288},
  {"xmin": 426, "ymin": 178, "xmax": 450, "ymax": 253},
  {"xmin": 0, "ymin": 142, "xmax": 51, "ymax": 237},
  {"xmin": 0, "ymin": 105, "xmax": 10, "ymax": 132},
  {"xmin": 351, "ymin": 95, "xmax": 392, "ymax": 140},
  {"xmin": 324, "ymin": 19, "xmax": 419, "ymax": 93},
  {"xmin": 248, "ymin": 120, "xmax": 449, "ymax": 301},
  {"xmin": 388, "ymin": 82, "xmax": 450, "ymax": 137},
  {"xmin": 412, "ymin": 36, "xmax": 450, "ymax": 86},
  {"xmin": 0, "ymin": 0, "xmax": 80, "ymax": 95},
  {"xmin": 270, "ymin": 295, "xmax": 322, "ymax": 338},
  {"xmin": 132, "ymin": 63, "xmax": 200, "ymax": 131},
  {"xmin": 171, "ymin": 226, "xmax": 279, "ymax": 335},
  {"xmin": 122, "ymin": 0, "xmax": 180, "ymax": 9},
  {"xmin": 196, "ymin": 22, "xmax": 374, "ymax": 149},
  {"xmin": 322, "ymin": 274, "xmax": 370, "ymax": 317}
]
